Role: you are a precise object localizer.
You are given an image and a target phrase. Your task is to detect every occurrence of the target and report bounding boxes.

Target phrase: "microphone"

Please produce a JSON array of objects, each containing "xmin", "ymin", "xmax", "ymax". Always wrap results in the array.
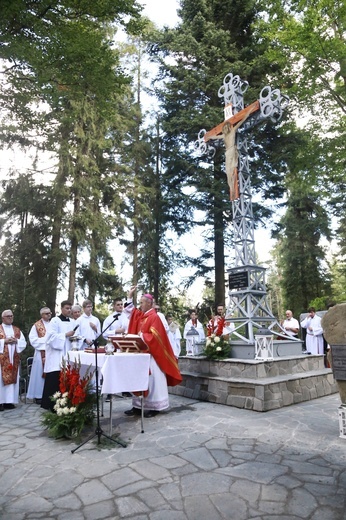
[{"xmin": 113, "ymin": 313, "xmax": 121, "ymax": 320}]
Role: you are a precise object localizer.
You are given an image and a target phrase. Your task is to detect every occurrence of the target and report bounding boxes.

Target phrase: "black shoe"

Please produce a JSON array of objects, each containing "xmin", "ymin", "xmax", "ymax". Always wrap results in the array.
[
  {"xmin": 35, "ymin": 399, "xmax": 42, "ymax": 405},
  {"xmin": 105, "ymin": 394, "xmax": 111, "ymax": 402},
  {"xmin": 122, "ymin": 392, "xmax": 132, "ymax": 397},
  {"xmin": 0, "ymin": 404, "xmax": 4, "ymax": 412},
  {"xmin": 144, "ymin": 410, "xmax": 159, "ymax": 418},
  {"xmin": 4, "ymin": 404, "xmax": 15, "ymax": 409},
  {"xmin": 124, "ymin": 407, "xmax": 141, "ymax": 416}
]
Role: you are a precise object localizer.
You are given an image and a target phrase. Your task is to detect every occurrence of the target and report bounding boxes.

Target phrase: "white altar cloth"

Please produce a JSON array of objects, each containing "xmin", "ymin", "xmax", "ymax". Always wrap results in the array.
[
  {"xmin": 101, "ymin": 354, "xmax": 150, "ymax": 394},
  {"xmin": 66, "ymin": 351, "xmax": 150, "ymax": 394}
]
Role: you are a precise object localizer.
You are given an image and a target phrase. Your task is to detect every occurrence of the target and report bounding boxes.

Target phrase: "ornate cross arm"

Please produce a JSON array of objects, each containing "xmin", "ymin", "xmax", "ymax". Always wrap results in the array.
[
  {"xmin": 193, "ymin": 72, "xmax": 289, "ymax": 203},
  {"xmin": 195, "ymin": 81, "xmax": 289, "ymax": 153}
]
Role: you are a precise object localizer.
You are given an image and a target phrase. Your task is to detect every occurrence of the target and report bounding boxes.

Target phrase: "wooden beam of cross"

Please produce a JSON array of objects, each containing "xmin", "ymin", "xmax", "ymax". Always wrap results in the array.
[{"xmin": 203, "ymin": 101, "xmax": 260, "ymax": 142}]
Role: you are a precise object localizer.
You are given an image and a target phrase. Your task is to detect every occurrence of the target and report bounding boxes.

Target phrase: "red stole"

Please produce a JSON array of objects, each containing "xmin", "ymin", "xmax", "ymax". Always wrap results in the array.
[
  {"xmin": 35, "ymin": 319, "xmax": 46, "ymax": 338},
  {"xmin": 128, "ymin": 308, "xmax": 182, "ymax": 387},
  {"xmin": 0, "ymin": 324, "xmax": 21, "ymax": 385}
]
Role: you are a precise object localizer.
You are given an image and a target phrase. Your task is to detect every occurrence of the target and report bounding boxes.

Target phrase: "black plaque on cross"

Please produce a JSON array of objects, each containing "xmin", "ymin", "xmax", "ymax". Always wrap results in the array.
[{"xmin": 229, "ymin": 271, "xmax": 249, "ymax": 290}]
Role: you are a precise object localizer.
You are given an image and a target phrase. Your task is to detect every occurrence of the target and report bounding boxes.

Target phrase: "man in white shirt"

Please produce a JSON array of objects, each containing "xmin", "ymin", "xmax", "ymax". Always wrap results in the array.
[
  {"xmin": 75, "ymin": 299, "xmax": 101, "ymax": 349},
  {"xmin": 282, "ymin": 310, "xmax": 299, "ymax": 337},
  {"xmin": 0, "ymin": 309, "xmax": 27, "ymax": 411}
]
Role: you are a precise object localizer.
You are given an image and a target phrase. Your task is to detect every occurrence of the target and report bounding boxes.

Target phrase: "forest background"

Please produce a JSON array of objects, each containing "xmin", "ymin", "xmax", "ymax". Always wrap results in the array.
[{"xmin": 0, "ymin": 0, "xmax": 345, "ymax": 336}]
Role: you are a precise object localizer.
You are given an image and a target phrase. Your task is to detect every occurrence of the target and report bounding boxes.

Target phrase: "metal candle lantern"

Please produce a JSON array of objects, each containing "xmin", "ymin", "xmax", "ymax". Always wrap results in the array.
[
  {"xmin": 255, "ymin": 328, "xmax": 274, "ymax": 361},
  {"xmin": 186, "ymin": 326, "xmax": 200, "ymax": 356}
]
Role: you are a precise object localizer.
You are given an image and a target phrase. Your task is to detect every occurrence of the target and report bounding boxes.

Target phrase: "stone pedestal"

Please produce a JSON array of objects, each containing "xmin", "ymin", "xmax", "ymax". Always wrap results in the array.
[{"xmin": 170, "ymin": 354, "xmax": 338, "ymax": 412}]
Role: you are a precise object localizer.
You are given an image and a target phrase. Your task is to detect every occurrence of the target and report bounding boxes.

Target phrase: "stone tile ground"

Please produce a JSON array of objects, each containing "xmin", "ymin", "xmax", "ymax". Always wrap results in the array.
[{"xmin": 0, "ymin": 394, "xmax": 345, "ymax": 519}]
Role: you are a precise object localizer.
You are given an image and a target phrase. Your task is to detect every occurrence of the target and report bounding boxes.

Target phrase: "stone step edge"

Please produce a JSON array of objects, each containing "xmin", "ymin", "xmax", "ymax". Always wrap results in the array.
[
  {"xmin": 179, "ymin": 354, "xmax": 324, "ymax": 363},
  {"xmin": 180, "ymin": 368, "xmax": 334, "ymax": 386}
]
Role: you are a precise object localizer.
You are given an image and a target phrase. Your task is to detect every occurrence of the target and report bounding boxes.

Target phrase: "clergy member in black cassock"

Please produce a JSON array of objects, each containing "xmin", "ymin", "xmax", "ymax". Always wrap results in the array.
[{"xmin": 41, "ymin": 301, "xmax": 76, "ymax": 411}]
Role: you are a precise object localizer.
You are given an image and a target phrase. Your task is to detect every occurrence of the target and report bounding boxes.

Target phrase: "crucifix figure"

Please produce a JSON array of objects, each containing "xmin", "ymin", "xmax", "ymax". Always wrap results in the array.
[
  {"xmin": 205, "ymin": 104, "xmax": 256, "ymax": 200},
  {"xmin": 195, "ymin": 73, "xmax": 290, "ymax": 343}
]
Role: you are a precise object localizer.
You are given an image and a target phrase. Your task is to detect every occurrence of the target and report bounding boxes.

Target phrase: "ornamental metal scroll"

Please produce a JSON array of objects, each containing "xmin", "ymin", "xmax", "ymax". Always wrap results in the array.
[
  {"xmin": 217, "ymin": 73, "xmax": 249, "ymax": 106},
  {"xmin": 194, "ymin": 129, "xmax": 216, "ymax": 158},
  {"xmin": 259, "ymin": 86, "xmax": 290, "ymax": 123}
]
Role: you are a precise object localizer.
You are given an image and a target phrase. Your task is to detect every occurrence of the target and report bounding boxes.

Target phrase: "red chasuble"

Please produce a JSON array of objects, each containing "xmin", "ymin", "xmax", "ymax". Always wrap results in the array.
[
  {"xmin": 0, "ymin": 324, "xmax": 21, "ymax": 385},
  {"xmin": 128, "ymin": 308, "xmax": 182, "ymax": 387}
]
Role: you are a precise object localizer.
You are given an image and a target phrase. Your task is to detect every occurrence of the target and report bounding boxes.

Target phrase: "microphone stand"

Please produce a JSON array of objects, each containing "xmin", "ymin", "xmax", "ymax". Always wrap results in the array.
[{"xmin": 71, "ymin": 314, "xmax": 127, "ymax": 453}]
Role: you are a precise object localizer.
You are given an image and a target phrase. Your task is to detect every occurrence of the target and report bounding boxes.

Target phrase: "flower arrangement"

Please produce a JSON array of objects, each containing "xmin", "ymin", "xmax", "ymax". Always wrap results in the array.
[
  {"xmin": 41, "ymin": 357, "xmax": 96, "ymax": 439},
  {"xmin": 204, "ymin": 316, "xmax": 231, "ymax": 360}
]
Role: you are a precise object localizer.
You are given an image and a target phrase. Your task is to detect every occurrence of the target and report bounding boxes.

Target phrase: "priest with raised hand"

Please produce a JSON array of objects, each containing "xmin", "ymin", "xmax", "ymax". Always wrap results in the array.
[
  {"xmin": 124, "ymin": 286, "xmax": 182, "ymax": 418},
  {"xmin": 0, "ymin": 309, "xmax": 27, "ymax": 411}
]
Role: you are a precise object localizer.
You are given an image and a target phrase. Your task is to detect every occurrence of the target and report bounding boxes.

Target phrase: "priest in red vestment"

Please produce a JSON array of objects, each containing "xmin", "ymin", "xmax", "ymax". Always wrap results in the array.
[
  {"xmin": 0, "ymin": 309, "xmax": 27, "ymax": 411},
  {"xmin": 124, "ymin": 287, "xmax": 182, "ymax": 418}
]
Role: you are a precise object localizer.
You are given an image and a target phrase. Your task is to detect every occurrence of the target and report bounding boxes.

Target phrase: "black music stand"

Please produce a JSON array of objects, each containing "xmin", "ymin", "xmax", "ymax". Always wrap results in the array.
[{"xmin": 71, "ymin": 314, "xmax": 127, "ymax": 453}]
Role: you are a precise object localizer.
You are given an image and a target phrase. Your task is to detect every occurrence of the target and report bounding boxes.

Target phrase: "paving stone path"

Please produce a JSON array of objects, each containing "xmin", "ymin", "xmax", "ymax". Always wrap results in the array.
[{"xmin": 0, "ymin": 394, "xmax": 345, "ymax": 519}]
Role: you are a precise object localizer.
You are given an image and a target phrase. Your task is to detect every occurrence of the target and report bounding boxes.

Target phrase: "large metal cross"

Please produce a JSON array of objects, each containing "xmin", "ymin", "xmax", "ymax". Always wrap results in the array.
[{"xmin": 195, "ymin": 73, "xmax": 289, "ymax": 343}]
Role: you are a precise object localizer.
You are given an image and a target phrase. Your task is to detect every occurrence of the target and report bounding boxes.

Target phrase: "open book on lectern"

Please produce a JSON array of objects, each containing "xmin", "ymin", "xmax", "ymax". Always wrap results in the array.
[{"xmin": 108, "ymin": 334, "xmax": 149, "ymax": 353}]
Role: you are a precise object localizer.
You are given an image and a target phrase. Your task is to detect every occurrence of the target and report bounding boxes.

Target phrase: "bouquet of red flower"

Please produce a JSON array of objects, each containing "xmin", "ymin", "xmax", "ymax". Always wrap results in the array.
[
  {"xmin": 204, "ymin": 316, "xmax": 230, "ymax": 360},
  {"xmin": 42, "ymin": 357, "xmax": 96, "ymax": 439}
]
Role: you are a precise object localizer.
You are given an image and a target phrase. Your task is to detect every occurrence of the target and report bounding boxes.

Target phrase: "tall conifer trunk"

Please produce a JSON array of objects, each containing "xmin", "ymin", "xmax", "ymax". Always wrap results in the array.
[{"xmin": 47, "ymin": 126, "xmax": 71, "ymax": 311}]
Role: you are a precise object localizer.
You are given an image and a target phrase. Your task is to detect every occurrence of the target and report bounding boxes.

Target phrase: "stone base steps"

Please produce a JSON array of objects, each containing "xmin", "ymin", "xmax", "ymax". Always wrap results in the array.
[{"xmin": 169, "ymin": 356, "xmax": 338, "ymax": 412}]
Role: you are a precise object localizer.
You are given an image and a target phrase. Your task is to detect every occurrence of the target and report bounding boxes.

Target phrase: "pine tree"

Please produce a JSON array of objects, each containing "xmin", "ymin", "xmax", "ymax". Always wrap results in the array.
[
  {"xmin": 0, "ymin": 0, "xmax": 144, "ymax": 309},
  {"xmin": 150, "ymin": 0, "xmax": 285, "ymax": 306}
]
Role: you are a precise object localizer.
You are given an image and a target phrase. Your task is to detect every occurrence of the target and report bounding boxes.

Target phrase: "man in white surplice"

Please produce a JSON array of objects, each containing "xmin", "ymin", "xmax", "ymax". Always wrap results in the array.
[
  {"xmin": 75, "ymin": 299, "xmax": 101, "ymax": 349},
  {"xmin": 183, "ymin": 310, "xmax": 205, "ymax": 355},
  {"xmin": 166, "ymin": 315, "xmax": 181, "ymax": 358},
  {"xmin": 27, "ymin": 307, "xmax": 52, "ymax": 403},
  {"xmin": 301, "ymin": 307, "xmax": 324, "ymax": 355}
]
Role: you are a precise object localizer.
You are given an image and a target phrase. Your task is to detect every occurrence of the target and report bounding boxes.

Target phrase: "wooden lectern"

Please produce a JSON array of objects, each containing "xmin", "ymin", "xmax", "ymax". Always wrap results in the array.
[{"xmin": 108, "ymin": 334, "xmax": 149, "ymax": 353}]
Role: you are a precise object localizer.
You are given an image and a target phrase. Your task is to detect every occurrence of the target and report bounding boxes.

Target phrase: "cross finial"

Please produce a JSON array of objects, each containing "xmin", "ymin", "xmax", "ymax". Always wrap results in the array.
[{"xmin": 218, "ymin": 73, "xmax": 249, "ymax": 110}]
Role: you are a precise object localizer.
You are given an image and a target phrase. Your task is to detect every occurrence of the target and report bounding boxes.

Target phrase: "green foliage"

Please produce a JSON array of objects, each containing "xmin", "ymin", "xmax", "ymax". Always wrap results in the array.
[
  {"xmin": 0, "ymin": 0, "xmax": 145, "ymax": 307},
  {"xmin": 0, "ymin": 175, "xmax": 56, "ymax": 331},
  {"xmin": 329, "ymin": 256, "xmax": 346, "ymax": 304},
  {"xmin": 41, "ymin": 395, "xmax": 95, "ymax": 440},
  {"xmin": 308, "ymin": 296, "xmax": 330, "ymax": 312},
  {"xmin": 272, "ymin": 127, "xmax": 332, "ymax": 315}
]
